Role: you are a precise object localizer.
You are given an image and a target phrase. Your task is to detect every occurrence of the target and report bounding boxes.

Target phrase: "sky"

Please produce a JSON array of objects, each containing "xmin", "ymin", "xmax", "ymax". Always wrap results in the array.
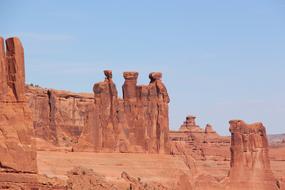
[{"xmin": 1, "ymin": 0, "xmax": 285, "ymax": 135}]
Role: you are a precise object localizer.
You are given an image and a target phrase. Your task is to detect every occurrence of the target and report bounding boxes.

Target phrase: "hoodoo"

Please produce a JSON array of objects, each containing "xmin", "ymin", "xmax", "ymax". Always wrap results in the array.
[
  {"xmin": 228, "ymin": 120, "xmax": 279, "ymax": 190},
  {"xmin": 169, "ymin": 115, "xmax": 230, "ymax": 161},
  {"xmin": 74, "ymin": 70, "xmax": 170, "ymax": 153}
]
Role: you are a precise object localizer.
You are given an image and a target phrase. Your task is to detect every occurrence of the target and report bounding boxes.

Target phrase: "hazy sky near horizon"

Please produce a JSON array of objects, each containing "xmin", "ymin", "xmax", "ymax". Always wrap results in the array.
[{"xmin": 1, "ymin": 0, "xmax": 285, "ymax": 135}]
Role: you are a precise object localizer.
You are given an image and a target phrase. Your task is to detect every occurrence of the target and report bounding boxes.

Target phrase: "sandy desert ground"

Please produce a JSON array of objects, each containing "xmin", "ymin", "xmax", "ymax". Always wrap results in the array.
[{"xmin": 37, "ymin": 144, "xmax": 285, "ymax": 188}]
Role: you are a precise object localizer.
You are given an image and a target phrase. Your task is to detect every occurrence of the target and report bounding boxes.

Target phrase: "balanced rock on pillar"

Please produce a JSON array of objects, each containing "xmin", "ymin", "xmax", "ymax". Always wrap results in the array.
[
  {"xmin": 179, "ymin": 115, "xmax": 203, "ymax": 132},
  {"xmin": 75, "ymin": 70, "xmax": 120, "ymax": 152}
]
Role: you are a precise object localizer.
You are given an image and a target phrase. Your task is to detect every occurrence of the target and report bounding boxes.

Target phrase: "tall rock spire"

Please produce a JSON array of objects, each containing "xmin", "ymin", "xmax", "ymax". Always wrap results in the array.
[
  {"xmin": 75, "ymin": 71, "xmax": 170, "ymax": 154},
  {"xmin": 0, "ymin": 36, "xmax": 37, "ymax": 173}
]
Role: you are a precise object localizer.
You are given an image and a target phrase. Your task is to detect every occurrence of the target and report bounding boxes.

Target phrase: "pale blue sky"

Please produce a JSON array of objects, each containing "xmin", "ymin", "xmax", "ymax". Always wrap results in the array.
[{"xmin": 1, "ymin": 0, "xmax": 285, "ymax": 135}]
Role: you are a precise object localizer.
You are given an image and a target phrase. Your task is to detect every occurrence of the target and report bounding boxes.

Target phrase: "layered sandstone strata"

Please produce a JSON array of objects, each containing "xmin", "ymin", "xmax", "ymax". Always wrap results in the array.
[
  {"xmin": 169, "ymin": 116, "xmax": 230, "ymax": 161},
  {"xmin": 227, "ymin": 120, "xmax": 279, "ymax": 190},
  {"xmin": 74, "ymin": 71, "xmax": 170, "ymax": 153}
]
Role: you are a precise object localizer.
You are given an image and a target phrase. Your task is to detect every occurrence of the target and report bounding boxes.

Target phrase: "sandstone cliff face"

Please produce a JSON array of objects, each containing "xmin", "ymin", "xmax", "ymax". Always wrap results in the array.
[
  {"xmin": 26, "ymin": 86, "xmax": 94, "ymax": 147},
  {"xmin": 75, "ymin": 71, "xmax": 170, "ymax": 153},
  {"xmin": 227, "ymin": 120, "xmax": 279, "ymax": 190},
  {"xmin": 0, "ymin": 37, "xmax": 37, "ymax": 173}
]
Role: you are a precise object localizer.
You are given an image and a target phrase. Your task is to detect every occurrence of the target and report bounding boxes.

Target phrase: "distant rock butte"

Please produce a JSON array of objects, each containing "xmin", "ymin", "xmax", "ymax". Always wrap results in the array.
[
  {"xmin": 169, "ymin": 116, "xmax": 230, "ymax": 161},
  {"xmin": 227, "ymin": 120, "xmax": 279, "ymax": 190}
]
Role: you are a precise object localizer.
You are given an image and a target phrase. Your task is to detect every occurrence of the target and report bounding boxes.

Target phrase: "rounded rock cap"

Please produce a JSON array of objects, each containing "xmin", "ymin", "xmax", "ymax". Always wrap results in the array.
[
  {"xmin": 149, "ymin": 72, "xmax": 162, "ymax": 81},
  {"xmin": 5, "ymin": 37, "xmax": 22, "ymax": 52},
  {"xmin": 186, "ymin": 115, "xmax": 196, "ymax": 120},
  {"xmin": 123, "ymin": 71, "xmax": 139, "ymax": 79},
  {"xmin": 104, "ymin": 70, "xmax": 113, "ymax": 79},
  {"xmin": 229, "ymin": 120, "xmax": 244, "ymax": 125}
]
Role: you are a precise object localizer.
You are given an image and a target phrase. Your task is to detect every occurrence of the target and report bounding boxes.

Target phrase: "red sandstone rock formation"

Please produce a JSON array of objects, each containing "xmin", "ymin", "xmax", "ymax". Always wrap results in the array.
[
  {"xmin": 74, "ymin": 71, "xmax": 170, "ymax": 153},
  {"xmin": 170, "ymin": 139, "xmax": 226, "ymax": 190},
  {"xmin": 170, "ymin": 141, "xmax": 197, "ymax": 175},
  {"xmin": 74, "ymin": 70, "xmax": 122, "ymax": 152},
  {"xmin": 67, "ymin": 166, "xmax": 118, "ymax": 190},
  {"xmin": 0, "ymin": 37, "xmax": 26, "ymax": 102},
  {"xmin": 121, "ymin": 171, "xmax": 169, "ymax": 190},
  {"xmin": 0, "ymin": 37, "xmax": 68, "ymax": 190},
  {"xmin": 26, "ymin": 86, "xmax": 94, "ymax": 147},
  {"xmin": 205, "ymin": 124, "xmax": 215, "ymax": 134},
  {"xmin": 3, "ymin": 36, "xmax": 283, "ymax": 190},
  {"xmin": 179, "ymin": 115, "xmax": 203, "ymax": 132},
  {"xmin": 122, "ymin": 71, "xmax": 170, "ymax": 153},
  {"xmin": 0, "ymin": 37, "xmax": 37, "ymax": 173},
  {"xmin": 170, "ymin": 115, "xmax": 230, "ymax": 161},
  {"xmin": 227, "ymin": 120, "xmax": 279, "ymax": 190}
]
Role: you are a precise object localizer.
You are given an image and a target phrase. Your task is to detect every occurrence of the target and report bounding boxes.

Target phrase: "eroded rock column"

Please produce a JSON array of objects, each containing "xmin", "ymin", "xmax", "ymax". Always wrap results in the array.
[
  {"xmin": 122, "ymin": 72, "xmax": 138, "ymax": 101},
  {"xmin": 5, "ymin": 37, "xmax": 26, "ymax": 102},
  {"xmin": 227, "ymin": 120, "xmax": 279, "ymax": 190},
  {"xmin": 75, "ymin": 71, "xmax": 171, "ymax": 154},
  {"xmin": 148, "ymin": 72, "xmax": 170, "ymax": 153},
  {"xmin": 75, "ymin": 70, "xmax": 120, "ymax": 152},
  {"xmin": 0, "ymin": 37, "xmax": 37, "ymax": 173}
]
